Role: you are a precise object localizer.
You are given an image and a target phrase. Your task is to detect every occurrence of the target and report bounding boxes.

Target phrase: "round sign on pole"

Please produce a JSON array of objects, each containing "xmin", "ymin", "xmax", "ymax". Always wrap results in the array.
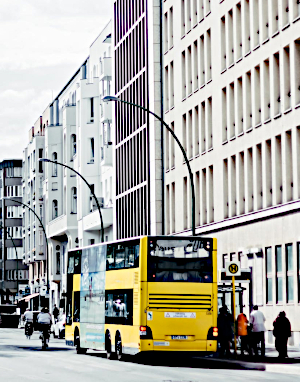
[
  {"xmin": 40, "ymin": 285, "xmax": 47, "ymax": 296},
  {"xmin": 225, "ymin": 261, "xmax": 241, "ymax": 276}
]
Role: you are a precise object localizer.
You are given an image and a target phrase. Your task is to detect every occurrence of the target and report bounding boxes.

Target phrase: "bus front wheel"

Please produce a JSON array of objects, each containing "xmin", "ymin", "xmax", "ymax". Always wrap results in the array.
[{"xmin": 75, "ymin": 330, "xmax": 87, "ymax": 355}]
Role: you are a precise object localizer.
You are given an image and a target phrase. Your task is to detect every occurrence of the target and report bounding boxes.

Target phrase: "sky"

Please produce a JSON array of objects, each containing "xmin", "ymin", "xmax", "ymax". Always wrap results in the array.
[{"xmin": 0, "ymin": 0, "xmax": 112, "ymax": 161}]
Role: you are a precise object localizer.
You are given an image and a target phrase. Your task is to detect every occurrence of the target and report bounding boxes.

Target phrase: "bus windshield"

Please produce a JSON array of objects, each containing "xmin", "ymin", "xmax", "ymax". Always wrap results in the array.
[{"xmin": 148, "ymin": 238, "xmax": 213, "ymax": 283}]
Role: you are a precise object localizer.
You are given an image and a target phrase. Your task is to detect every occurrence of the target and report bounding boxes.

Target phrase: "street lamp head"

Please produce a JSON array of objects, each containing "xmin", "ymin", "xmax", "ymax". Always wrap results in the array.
[
  {"xmin": 39, "ymin": 158, "xmax": 50, "ymax": 162},
  {"xmin": 102, "ymin": 95, "xmax": 120, "ymax": 103}
]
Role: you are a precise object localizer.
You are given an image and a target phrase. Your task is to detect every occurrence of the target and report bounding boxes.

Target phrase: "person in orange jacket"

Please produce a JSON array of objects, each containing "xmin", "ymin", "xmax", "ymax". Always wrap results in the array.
[{"xmin": 237, "ymin": 312, "xmax": 249, "ymax": 356}]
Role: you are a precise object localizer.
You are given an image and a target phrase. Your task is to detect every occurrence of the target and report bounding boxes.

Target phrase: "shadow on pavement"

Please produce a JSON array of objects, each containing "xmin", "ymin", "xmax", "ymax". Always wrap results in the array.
[{"xmin": 87, "ymin": 352, "xmax": 267, "ymax": 371}]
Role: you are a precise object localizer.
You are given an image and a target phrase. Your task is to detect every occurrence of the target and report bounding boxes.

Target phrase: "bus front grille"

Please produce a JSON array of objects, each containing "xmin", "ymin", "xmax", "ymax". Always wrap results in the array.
[{"xmin": 148, "ymin": 293, "xmax": 212, "ymax": 310}]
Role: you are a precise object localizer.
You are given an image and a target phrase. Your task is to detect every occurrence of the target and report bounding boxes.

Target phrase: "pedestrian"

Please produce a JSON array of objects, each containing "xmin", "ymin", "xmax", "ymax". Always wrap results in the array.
[
  {"xmin": 249, "ymin": 305, "xmax": 266, "ymax": 357},
  {"xmin": 52, "ymin": 304, "xmax": 59, "ymax": 323},
  {"xmin": 273, "ymin": 311, "xmax": 291, "ymax": 359},
  {"xmin": 217, "ymin": 305, "xmax": 233, "ymax": 357},
  {"xmin": 237, "ymin": 312, "xmax": 249, "ymax": 356}
]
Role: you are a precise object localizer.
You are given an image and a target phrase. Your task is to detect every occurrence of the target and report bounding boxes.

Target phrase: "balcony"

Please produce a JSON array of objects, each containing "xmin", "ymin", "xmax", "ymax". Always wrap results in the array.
[
  {"xmin": 83, "ymin": 206, "xmax": 113, "ymax": 232},
  {"xmin": 99, "ymin": 57, "xmax": 112, "ymax": 80},
  {"xmin": 100, "ymin": 145, "xmax": 112, "ymax": 166},
  {"xmin": 100, "ymin": 101, "xmax": 112, "ymax": 123}
]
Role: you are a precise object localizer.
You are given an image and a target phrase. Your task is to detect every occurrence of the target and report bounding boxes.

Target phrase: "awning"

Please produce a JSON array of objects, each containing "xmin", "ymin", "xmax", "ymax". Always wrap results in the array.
[{"xmin": 18, "ymin": 293, "xmax": 39, "ymax": 302}]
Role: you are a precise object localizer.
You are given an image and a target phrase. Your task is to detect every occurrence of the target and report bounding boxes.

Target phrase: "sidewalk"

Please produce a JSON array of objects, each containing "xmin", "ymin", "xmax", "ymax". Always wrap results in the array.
[{"xmin": 197, "ymin": 345, "xmax": 300, "ymax": 374}]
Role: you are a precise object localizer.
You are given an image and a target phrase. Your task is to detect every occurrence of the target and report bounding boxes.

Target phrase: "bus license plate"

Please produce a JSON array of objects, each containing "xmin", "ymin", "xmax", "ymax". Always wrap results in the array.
[{"xmin": 171, "ymin": 335, "xmax": 188, "ymax": 340}]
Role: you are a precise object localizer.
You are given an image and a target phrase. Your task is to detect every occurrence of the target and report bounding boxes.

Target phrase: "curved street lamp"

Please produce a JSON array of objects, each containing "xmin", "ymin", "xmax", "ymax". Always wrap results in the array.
[
  {"xmin": 11, "ymin": 199, "xmax": 50, "ymax": 296},
  {"xmin": 103, "ymin": 95, "xmax": 196, "ymax": 236},
  {"xmin": 39, "ymin": 159, "xmax": 104, "ymax": 243}
]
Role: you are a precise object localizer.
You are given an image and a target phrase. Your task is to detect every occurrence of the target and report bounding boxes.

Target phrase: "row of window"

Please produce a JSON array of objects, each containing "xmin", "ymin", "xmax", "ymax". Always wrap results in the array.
[
  {"xmin": 116, "ymin": 184, "xmax": 149, "ymax": 239},
  {"xmin": 114, "ymin": 0, "xmax": 146, "ymax": 45},
  {"xmin": 6, "ymin": 206, "xmax": 22, "ymax": 219},
  {"xmin": 221, "ymin": 0, "xmax": 300, "ymax": 72},
  {"xmin": 181, "ymin": 29, "xmax": 212, "ymax": 101},
  {"xmin": 222, "ymin": 40, "xmax": 300, "ymax": 143},
  {"xmin": 181, "ymin": 0, "xmax": 211, "ymax": 38},
  {"xmin": 266, "ymin": 242, "xmax": 300, "ymax": 305},
  {"xmin": 223, "ymin": 127, "xmax": 300, "ymax": 219},
  {"xmin": 115, "ymin": 73, "xmax": 147, "ymax": 145},
  {"xmin": 5, "ymin": 167, "xmax": 22, "ymax": 178},
  {"xmin": 166, "ymin": 165, "xmax": 214, "ymax": 233},
  {"xmin": 115, "ymin": 17, "xmax": 146, "ymax": 94},
  {"xmin": 5, "ymin": 186, "xmax": 22, "ymax": 197},
  {"xmin": 5, "ymin": 269, "xmax": 28, "ymax": 281},
  {"xmin": 116, "ymin": 128, "xmax": 147, "ymax": 195},
  {"xmin": 6, "ymin": 247, "xmax": 23, "ymax": 260},
  {"xmin": 165, "ymin": 97, "xmax": 213, "ymax": 172}
]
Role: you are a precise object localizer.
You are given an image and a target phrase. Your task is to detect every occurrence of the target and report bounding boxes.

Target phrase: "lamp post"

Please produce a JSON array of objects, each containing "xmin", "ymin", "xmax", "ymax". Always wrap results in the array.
[
  {"xmin": 103, "ymin": 95, "xmax": 196, "ymax": 236},
  {"xmin": 39, "ymin": 159, "xmax": 104, "ymax": 243},
  {"xmin": 11, "ymin": 199, "xmax": 50, "ymax": 299}
]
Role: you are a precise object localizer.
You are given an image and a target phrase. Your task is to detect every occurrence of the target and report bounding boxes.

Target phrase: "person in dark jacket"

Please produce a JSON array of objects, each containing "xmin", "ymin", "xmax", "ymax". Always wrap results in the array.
[
  {"xmin": 273, "ymin": 311, "xmax": 291, "ymax": 359},
  {"xmin": 217, "ymin": 305, "xmax": 233, "ymax": 357}
]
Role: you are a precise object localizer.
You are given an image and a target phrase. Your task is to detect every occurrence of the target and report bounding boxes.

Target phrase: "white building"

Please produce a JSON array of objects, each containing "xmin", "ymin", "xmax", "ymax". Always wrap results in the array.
[
  {"xmin": 161, "ymin": 0, "xmax": 300, "ymax": 345},
  {"xmin": 41, "ymin": 21, "xmax": 114, "ymax": 311},
  {"xmin": 22, "ymin": 117, "xmax": 47, "ymax": 308}
]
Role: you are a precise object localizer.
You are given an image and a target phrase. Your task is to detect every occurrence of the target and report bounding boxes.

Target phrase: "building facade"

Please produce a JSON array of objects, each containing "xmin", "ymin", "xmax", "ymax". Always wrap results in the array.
[
  {"xmin": 0, "ymin": 159, "xmax": 28, "ymax": 303},
  {"xmin": 40, "ymin": 22, "xmax": 114, "ymax": 311},
  {"xmin": 112, "ymin": 0, "xmax": 163, "ymax": 239},
  {"xmin": 162, "ymin": 0, "xmax": 300, "ymax": 344},
  {"xmin": 22, "ymin": 116, "xmax": 47, "ymax": 309}
]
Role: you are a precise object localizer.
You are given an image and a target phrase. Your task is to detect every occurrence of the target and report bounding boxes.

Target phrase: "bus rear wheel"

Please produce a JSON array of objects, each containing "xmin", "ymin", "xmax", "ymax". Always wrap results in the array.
[{"xmin": 115, "ymin": 335, "xmax": 122, "ymax": 361}]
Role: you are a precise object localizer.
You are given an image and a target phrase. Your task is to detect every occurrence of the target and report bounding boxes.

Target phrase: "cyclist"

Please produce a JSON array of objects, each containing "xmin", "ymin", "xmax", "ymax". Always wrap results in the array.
[{"xmin": 37, "ymin": 307, "xmax": 52, "ymax": 345}]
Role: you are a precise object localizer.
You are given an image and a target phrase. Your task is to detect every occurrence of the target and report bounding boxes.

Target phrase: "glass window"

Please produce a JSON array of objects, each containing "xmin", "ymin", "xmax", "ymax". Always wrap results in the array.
[
  {"xmin": 105, "ymin": 290, "xmax": 133, "ymax": 326},
  {"xmin": 148, "ymin": 238, "xmax": 213, "ymax": 283},
  {"xmin": 276, "ymin": 246, "xmax": 283, "ymax": 303},
  {"xmin": 106, "ymin": 241, "xmax": 139, "ymax": 270},
  {"xmin": 286, "ymin": 244, "xmax": 293, "ymax": 271},
  {"xmin": 286, "ymin": 244, "xmax": 294, "ymax": 303},
  {"xmin": 266, "ymin": 247, "xmax": 273, "ymax": 304}
]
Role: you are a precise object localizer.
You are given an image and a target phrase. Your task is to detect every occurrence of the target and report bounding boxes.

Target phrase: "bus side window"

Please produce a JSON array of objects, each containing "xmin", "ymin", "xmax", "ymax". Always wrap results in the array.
[
  {"xmin": 134, "ymin": 245, "xmax": 139, "ymax": 267},
  {"xmin": 107, "ymin": 245, "xmax": 115, "ymax": 270}
]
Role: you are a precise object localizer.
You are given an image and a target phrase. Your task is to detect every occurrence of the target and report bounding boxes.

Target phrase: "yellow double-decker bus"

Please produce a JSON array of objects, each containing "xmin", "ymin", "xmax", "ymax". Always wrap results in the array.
[{"xmin": 65, "ymin": 236, "xmax": 218, "ymax": 358}]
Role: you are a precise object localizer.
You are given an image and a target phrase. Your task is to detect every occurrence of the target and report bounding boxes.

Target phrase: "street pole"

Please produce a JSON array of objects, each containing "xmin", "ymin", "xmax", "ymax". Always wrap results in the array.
[
  {"xmin": 11, "ymin": 199, "xmax": 50, "ymax": 303},
  {"xmin": 103, "ymin": 96, "xmax": 196, "ymax": 236},
  {"xmin": 39, "ymin": 158, "xmax": 104, "ymax": 242},
  {"xmin": 232, "ymin": 275, "xmax": 237, "ymax": 356}
]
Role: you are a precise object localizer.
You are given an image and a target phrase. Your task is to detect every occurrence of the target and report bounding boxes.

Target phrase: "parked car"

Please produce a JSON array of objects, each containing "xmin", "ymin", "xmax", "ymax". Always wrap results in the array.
[{"xmin": 52, "ymin": 314, "xmax": 66, "ymax": 339}]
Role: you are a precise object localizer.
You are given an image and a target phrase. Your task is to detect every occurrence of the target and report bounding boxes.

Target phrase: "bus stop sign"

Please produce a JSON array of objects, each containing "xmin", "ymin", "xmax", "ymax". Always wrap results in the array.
[{"xmin": 225, "ymin": 261, "xmax": 241, "ymax": 276}]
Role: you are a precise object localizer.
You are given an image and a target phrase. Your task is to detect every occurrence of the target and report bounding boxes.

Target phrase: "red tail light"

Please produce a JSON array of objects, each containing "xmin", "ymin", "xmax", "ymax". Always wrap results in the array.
[
  {"xmin": 213, "ymin": 327, "xmax": 218, "ymax": 337},
  {"xmin": 139, "ymin": 326, "xmax": 147, "ymax": 332}
]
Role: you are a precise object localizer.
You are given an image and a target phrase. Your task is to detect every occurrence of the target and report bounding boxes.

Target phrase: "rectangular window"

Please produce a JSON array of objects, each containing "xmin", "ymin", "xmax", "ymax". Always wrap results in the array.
[
  {"xmin": 105, "ymin": 289, "xmax": 133, "ymax": 326},
  {"xmin": 266, "ymin": 247, "xmax": 273, "ymax": 303},
  {"xmin": 286, "ymin": 244, "xmax": 294, "ymax": 303},
  {"xmin": 275, "ymin": 246, "xmax": 283, "ymax": 303},
  {"xmin": 90, "ymin": 98, "xmax": 94, "ymax": 120}
]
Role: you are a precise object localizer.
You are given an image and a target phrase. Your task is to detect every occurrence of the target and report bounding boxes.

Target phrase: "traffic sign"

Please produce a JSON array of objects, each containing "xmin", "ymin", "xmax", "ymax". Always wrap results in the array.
[
  {"xmin": 225, "ymin": 261, "xmax": 241, "ymax": 276},
  {"xmin": 40, "ymin": 285, "xmax": 47, "ymax": 296}
]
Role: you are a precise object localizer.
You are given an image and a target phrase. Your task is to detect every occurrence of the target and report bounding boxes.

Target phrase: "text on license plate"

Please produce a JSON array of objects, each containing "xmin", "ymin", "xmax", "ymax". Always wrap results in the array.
[{"xmin": 171, "ymin": 335, "xmax": 188, "ymax": 340}]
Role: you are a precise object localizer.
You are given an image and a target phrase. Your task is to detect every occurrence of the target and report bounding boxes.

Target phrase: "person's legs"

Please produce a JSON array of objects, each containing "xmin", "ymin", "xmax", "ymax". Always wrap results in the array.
[{"xmin": 260, "ymin": 331, "xmax": 265, "ymax": 357}]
